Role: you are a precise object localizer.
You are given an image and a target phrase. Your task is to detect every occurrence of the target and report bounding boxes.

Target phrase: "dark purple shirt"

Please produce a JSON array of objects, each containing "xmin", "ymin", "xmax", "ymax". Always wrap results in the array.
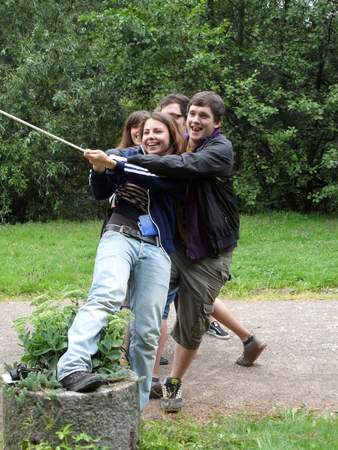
[{"xmin": 183, "ymin": 129, "xmax": 221, "ymax": 260}]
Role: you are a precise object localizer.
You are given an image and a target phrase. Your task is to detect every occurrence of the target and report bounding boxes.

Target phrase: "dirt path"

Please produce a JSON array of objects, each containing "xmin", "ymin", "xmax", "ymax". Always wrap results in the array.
[{"xmin": 1, "ymin": 299, "xmax": 338, "ymax": 428}]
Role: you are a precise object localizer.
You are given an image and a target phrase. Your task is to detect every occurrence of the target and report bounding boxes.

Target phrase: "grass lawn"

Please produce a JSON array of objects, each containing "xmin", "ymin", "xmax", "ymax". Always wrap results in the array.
[
  {"xmin": 140, "ymin": 410, "xmax": 338, "ymax": 449},
  {"xmin": 1, "ymin": 410, "xmax": 336, "ymax": 449},
  {"xmin": 0, "ymin": 212, "xmax": 337, "ymax": 300},
  {"xmin": 225, "ymin": 211, "xmax": 338, "ymax": 298}
]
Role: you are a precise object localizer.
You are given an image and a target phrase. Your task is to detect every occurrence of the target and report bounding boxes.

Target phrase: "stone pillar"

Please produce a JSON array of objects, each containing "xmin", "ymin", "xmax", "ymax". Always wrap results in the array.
[{"xmin": 3, "ymin": 377, "xmax": 140, "ymax": 449}]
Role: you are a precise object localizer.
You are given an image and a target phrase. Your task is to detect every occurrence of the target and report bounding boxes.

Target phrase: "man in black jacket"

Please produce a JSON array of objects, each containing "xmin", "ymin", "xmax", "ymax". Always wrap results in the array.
[{"xmin": 126, "ymin": 91, "xmax": 266, "ymax": 412}]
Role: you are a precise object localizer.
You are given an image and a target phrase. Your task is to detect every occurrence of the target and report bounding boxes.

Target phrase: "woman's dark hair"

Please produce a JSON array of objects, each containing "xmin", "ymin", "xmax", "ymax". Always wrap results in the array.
[
  {"xmin": 140, "ymin": 112, "xmax": 186, "ymax": 155},
  {"xmin": 117, "ymin": 110, "xmax": 150, "ymax": 148}
]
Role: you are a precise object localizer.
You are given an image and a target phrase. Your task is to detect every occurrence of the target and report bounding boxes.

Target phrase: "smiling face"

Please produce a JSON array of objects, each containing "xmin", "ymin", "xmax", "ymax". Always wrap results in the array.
[
  {"xmin": 130, "ymin": 125, "xmax": 142, "ymax": 145},
  {"xmin": 187, "ymin": 105, "xmax": 221, "ymax": 148},
  {"xmin": 142, "ymin": 118, "xmax": 171, "ymax": 155}
]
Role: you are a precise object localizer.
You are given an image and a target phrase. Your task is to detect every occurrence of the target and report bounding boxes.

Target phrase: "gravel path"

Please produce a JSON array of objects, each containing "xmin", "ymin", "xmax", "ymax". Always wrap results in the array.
[{"xmin": 1, "ymin": 299, "xmax": 338, "ymax": 428}]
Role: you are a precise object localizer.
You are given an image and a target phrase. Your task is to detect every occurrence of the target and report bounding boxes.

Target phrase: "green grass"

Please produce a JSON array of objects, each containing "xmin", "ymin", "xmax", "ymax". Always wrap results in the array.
[
  {"xmin": 1, "ymin": 410, "xmax": 337, "ymax": 449},
  {"xmin": 140, "ymin": 410, "xmax": 338, "ymax": 450},
  {"xmin": 0, "ymin": 212, "xmax": 337, "ymax": 300},
  {"xmin": 0, "ymin": 221, "xmax": 99, "ymax": 299},
  {"xmin": 224, "ymin": 212, "xmax": 337, "ymax": 298}
]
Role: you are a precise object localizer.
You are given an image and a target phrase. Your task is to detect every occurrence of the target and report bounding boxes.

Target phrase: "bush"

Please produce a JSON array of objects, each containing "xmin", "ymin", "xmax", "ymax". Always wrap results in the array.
[{"xmin": 12, "ymin": 298, "xmax": 132, "ymax": 380}]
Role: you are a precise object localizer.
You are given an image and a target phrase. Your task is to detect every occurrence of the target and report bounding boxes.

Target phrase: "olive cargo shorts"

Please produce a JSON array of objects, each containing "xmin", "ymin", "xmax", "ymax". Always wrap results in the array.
[{"xmin": 170, "ymin": 243, "xmax": 232, "ymax": 350}]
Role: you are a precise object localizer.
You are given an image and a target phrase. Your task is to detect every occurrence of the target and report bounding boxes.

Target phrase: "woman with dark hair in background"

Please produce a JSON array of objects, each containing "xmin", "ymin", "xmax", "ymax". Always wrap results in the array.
[{"xmin": 116, "ymin": 110, "xmax": 150, "ymax": 148}]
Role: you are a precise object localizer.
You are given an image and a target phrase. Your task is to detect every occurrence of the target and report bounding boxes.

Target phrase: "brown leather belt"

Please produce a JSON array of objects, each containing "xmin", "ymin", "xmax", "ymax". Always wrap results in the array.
[{"xmin": 104, "ymin": 224, "xmax": 159, "ymax": 246}]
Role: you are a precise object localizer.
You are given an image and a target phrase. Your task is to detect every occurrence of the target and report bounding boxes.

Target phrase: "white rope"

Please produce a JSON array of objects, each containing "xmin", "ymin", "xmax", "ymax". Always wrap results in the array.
[{"xmin": 0, "ymin": 109, "xmax": 85, "ymax": 153}]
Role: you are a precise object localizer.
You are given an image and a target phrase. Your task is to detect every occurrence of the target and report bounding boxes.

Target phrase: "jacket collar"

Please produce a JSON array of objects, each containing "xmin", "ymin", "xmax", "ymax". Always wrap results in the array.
[{"xmin": 185, "ymin": 128, "xmax": 221, "ymax": 151}]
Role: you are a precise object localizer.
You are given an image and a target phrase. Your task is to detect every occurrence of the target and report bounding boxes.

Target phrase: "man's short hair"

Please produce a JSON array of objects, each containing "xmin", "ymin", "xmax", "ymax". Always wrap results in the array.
[
  {"xmin": 159, "ymin": 93, "xmax": 190, "ymax": 117},
  {"xmin": 188, "ymin": 91, "xmax": 225, "ymax": 122}
]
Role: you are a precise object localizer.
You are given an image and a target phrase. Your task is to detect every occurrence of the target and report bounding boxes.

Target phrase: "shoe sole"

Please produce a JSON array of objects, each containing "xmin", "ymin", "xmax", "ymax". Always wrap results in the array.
[
  {"xmin": 236, "ymin": 343, "xmax": 267, "ymax": 367},
  {"xmin": 65, "ymin": 376, "xmax": 104, "ymax": 393},
  {"xmin": 160, "ymin": 399, "xmax": 183, "ymax": 413},
  {"xmin": 206, "ymin": 330, "xmax": 231, "ymax": 340}
]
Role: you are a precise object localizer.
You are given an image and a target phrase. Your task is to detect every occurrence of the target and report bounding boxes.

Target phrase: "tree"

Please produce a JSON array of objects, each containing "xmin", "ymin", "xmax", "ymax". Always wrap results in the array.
[{"xmin": 0, "ymin": 0, "xmax": 337, "ymax": 221}]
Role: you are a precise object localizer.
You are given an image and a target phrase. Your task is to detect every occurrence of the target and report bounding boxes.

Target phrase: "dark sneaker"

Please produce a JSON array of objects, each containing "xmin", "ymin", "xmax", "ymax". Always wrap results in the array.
[
  {"xmin": 61, "ymin": 371, "xmax": 105, "ymax": 393},
  {"xmin": 206, "ymin": 321, "xmax": 231, "ymax": 340},
  {"xmin": 150, "ymin": 377, "xmax": 163, "ymax": 399},
  {"xmin": 160, "ymin": 356, "xmax": 169, "ymax": 365},
  {"xmin": 236, "ymin": 336, "xmax": 267, "ymax": 367},
  {"xmin": 160, "ymin": 377, "xmax": 183, "ymax": 413}
]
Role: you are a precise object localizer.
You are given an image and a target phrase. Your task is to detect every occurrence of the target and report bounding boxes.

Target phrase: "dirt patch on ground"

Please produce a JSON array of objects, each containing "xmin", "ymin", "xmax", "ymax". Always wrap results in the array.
[{"xmin": 1, "ymin": 299, "xmax": 338, "ymax": 428}]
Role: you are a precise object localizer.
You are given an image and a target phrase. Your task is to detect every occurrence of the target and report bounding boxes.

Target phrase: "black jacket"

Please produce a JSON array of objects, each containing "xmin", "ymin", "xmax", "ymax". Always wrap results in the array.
[{"xmin": 127, "ymin": 133, "xmax": 240, "ymax": 259}]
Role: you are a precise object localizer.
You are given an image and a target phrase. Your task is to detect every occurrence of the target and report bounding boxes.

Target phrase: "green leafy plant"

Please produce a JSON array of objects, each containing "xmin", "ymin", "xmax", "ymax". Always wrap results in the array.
[
  {"xmin": 21, "ymin": 424, "xmax": 109, "ymax": 450},
  {"xmin": 9, "ymin": 371, "xmax": 61, "ymax": 392},
  {"xmin": 4, "ymin": 371, "xmax": 61, "ymax": 406},
  {"xmin": 11, "ymin": 298, "xmax": 132, "ymax": 388},
  {"xmin": 92, "ymin": 308, "xmax": 132, "ymax": 380},
  {"xmin": 13, "ymin": 299, "xmax": 79, "ymax": 375}
]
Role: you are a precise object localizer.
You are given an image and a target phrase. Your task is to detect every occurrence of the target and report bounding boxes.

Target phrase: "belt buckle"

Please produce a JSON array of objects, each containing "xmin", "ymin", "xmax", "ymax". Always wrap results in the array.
[
  {"xmin": 122, "ymin": 225, "xmax": 139, "ymax": 240},
  {"xmin": 116, "ymin": 224, "xmax": 125, "ymax": 235},
  {"xmin": 120, "ymin": 225, "xmax": 128, "ymax": 235}
]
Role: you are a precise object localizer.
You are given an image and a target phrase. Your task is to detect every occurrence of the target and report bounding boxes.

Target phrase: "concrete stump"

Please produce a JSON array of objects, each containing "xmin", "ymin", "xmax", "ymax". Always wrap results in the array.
[{"xmin": 3, "ymin": 377, "xmax": 140, "ymax": 449}]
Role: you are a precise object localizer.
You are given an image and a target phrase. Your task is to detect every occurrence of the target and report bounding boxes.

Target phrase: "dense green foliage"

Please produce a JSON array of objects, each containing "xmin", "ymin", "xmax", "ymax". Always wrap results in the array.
[
  {"xmin": 0, "ymin": 214, "xmax": 336, "ymax": 299},
  {"xmin": 0, "ymin": 0, "xmax": 337, "ymax": 221}
]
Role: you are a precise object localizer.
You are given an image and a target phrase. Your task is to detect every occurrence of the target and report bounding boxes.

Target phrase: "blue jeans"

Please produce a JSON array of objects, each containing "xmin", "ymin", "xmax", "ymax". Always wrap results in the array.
[
  {"xmin": 162, "ymin": 287, "xmax": 179, "ymax": 320},
  {"xmin": 57, "ymin": 231, "xmax": 171, "ymax": 411}
]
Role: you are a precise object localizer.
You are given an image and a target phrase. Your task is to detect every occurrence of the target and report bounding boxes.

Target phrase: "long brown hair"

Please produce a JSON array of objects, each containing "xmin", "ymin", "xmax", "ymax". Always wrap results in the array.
[
  {"xmin": 117, "ymin": 110, "xmax": 150, "ymax": 148},
  {"xmin": 140, "ymin": 112, "xmax": 185, "ymax": 155}
]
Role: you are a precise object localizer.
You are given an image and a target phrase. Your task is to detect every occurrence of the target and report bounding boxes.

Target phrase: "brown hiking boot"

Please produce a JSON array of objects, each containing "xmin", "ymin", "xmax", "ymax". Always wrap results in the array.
[
  {"xmin": 236, "ymin": 335, "xmax": 267, "ymax": 367},
  {"xmin": 61, "ymin": 371, "xmax": 105, "ymax": 392}
]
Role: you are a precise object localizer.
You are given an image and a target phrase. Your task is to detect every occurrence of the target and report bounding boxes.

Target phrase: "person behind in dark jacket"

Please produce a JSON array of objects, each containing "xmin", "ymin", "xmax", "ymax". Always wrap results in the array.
[
  {"xmin": 57, "ymin": 112, "xmax": 185, "ymax": 411},
  {"xmin": 121, "ymin": 91, "xmax": 267, "ymax": 413}
]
